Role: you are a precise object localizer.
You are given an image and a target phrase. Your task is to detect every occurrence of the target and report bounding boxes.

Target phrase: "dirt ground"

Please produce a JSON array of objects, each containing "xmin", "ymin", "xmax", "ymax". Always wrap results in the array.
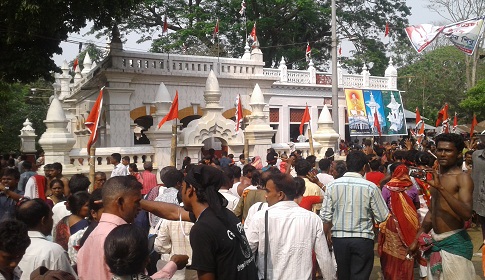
[{"xmin": 370, "ymin": 226, "xmax": 485, "ymax": 279}]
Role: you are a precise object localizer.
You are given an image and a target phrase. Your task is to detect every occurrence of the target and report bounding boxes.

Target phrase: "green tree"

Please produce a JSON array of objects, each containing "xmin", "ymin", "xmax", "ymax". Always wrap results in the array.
[
  {"xmin": 460, "ymin": 79, "xmax": 485, "ymax": 121},
  {"xmin": 398, "ymin": 46, "xmax": 482, "ymax": 124},
  {"xmin": 0, "ymin": 81, "xmax": 49, "ymax": 154},
  {"xmin": 106, "ymin": 0, "xmax": 411, "ymax": 74},
  {"xmin": 0, "ymin": 0, "xmax": 142, "ymax": 83}
]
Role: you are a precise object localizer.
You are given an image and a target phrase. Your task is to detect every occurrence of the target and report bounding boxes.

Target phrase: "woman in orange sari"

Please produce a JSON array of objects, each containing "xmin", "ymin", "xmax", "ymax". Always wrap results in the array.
[{"xmin": 379, "ymin": 163, "xmax": 422, "ymax": 280}]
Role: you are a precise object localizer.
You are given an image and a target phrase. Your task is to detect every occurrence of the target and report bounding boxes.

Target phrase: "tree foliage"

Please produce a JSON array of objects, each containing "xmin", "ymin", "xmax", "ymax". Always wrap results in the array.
[
  {"xmin": 0, "ymin": 0, "xmax": 142, "ymax": 83},
  {"xmin": 460, "ymin": 79, "xmax": 485, "ymax": 121},
  {"xmin": 0, "ymin": 81, "xmax": 49, "ymax": 154},
  {"xmin": 106, "ymin": 0, "xmax": 411, "ymax": 74},
  {"xmin": 398, "ymin": 46, "xmax": 485, "ymax": 124}
]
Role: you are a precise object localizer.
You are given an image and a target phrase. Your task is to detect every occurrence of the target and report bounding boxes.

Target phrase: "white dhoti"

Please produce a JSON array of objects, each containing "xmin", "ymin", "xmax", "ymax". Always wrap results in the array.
[{"xmin": 427, "ymin": 230, "xmax": 476, "ymax": 280}]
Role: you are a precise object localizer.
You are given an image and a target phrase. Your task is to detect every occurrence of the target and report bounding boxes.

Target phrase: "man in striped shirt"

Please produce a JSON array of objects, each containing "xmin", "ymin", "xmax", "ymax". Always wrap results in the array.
[{"xmin": 320, "ymin": 150, "xmax": 389, "ymax": 280}]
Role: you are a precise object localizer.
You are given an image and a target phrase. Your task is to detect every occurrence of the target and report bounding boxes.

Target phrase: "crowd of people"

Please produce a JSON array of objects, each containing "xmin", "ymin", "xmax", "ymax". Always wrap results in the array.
[{"xmin": 0, "ymin": 133, "xmax": 482, "ymax": 279}]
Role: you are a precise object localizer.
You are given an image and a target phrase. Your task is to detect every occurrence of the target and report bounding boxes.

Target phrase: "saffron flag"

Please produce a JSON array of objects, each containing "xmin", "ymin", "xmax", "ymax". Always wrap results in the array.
[
  {"xmin": 85, "ymin": 87, "xmax": 104, "ymax": 152},
  {"xmin": 374, "ymin": 111, "xmax": 381, "ymax": 137},
  {"xmin": 249, "ymin": 22, "xmax": 257, "ymax": 45},
  {"xmin": 299, "ymin": 105, "xmax": 310, "ymax": 135},
  {"xmin": 239, "ymin": 0, "xmax": 246, "ymax": 16},
  {"xmin": 385, "ymin": 22, "xmax": 390, "ymax": 37},
  {"xmin": 305, "ymin": 42, "xmax": 311, "ymax": 62},
  {"xmin": 213, "ymin": 19, "xmax": 219, "ymax": 40},
  {"xmin": 442, "ymin": 17, "xmax": 485, "ymax": 55},
  {"xmin": 436, "ymin": 103, "xmax": 450, "ymax": 133},
  {"xmin": 470, "ymin": 114, "xmax": 478, "ymax": 138},
  {"xmin": 405, "ymin": 24, "xmax": 444, "ymax": 53},
  {"xmin": 73, "ymin": 58, "xmax": 79, "ymax": 71},
  {"xmin": 415, "ymin": 107, "xmax": 423, "ymax": 130},
  {"xmin": 162, "ymin": 15, "xmax": 168, "ymax": 34},
  {"xmin": 235, "ymin": 94, "xmax": 243, "ymax": 133},
  {"xmin": 452, "ymin": 112, "xmax": 458, "ymax": 133},
  {"xmin": 158, "ymin": 91, "xmax": 179, "ymax": 129}
]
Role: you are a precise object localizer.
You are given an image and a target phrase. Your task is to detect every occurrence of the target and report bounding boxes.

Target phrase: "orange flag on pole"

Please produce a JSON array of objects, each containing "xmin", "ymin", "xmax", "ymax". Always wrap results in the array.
[
  {"xmin": 299, "ymin": 105, "xmax": 310, "ymax": 135},
  {"xmin": 85, "ymin": 87, "xmax": 104, "ymax": 152},
  {"xmin": 158, "ymin": 91, "xmax": 179, "ymax": 129},
  {"xmin": 470, "ymin": 114, "xmax": 478, "ymax": 138}
]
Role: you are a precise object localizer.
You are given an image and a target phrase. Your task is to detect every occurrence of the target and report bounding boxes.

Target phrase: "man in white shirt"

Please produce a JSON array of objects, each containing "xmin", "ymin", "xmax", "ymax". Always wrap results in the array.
[
  {"xmin": 317, "ymin": 158, "xmax": 334, "ymax": 187},
  {"xmin": 219, "ymin": 167, "xmax": 240, "ymax": 211},
  {"xmin": 246, "ymin": 173, "xmax": 336, "ymax": 280},
  {"xmin": 110, "ymin": 153, "xmax": 127, "ymax": 178},
  {"xmin": 17, "ymin": 199, "xmax": 77, "ymax": 280}
]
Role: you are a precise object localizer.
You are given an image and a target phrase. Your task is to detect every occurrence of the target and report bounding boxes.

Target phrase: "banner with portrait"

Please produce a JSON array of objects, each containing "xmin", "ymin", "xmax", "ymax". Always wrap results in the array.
[{"xmin": 345, "ymin": 89, "xmax": 407, "ymax": 136}]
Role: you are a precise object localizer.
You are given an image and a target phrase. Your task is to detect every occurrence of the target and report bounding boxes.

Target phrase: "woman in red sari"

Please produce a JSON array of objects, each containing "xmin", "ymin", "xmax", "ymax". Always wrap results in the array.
[{"xmin": 379, "ymin": 163, "xmax": 422, "ymax": 280}]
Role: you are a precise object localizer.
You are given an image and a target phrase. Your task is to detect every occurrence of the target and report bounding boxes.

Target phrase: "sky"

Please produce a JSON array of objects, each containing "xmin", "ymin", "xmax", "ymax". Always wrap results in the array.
[{"xmin": 53, "ymin": 0, "xmax": 448, "ymax": 66}]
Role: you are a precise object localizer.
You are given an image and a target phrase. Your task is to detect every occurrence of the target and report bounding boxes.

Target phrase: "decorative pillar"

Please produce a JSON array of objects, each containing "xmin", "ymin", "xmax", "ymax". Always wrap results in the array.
[
  {"xmin": 362, "ymin": 64, "xmax": 370, "ymax": 88},
  {"xmin": 81, "ymin": 53, "xmax": 92, "ymax": 75},
  {"xmin": 58, "ymin": 61, "xmax": 71, "ymax": 100},
  {"xmin": 104, "ymin": 87, "xmax": 134, "ymax": 147},
  {"xmin": 308, "ymin": 60, "xmax": 316, "ymax": 84},
  {"xmin": 279, "ymin": 57, "xmax": 288, "ymax": 83},
  {"xmin": 244, "ymin": 84, "xmax": 275, "ymax": 157},
  {"xmin": 144, "ymin": 83, "xmax": 175, "ymax": 178},
  {"xmin": 312, "ymin": 105, "xmax": 340, "ymax": 159},
  {"xmin": 38, "ymin": 97, "xmax": 76, "ymax": 167},
  {"xmin": 385, "ymin": 57, "xmax": 398, "ymax": 90},
  {"xmin": 19, "ymin": 119, "xmax": 37, "ymax": 153}
]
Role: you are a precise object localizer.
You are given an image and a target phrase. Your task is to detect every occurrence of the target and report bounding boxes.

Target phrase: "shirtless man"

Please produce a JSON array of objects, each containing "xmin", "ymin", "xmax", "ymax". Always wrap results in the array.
[
  {"xmin": 408, "ymin": 133, "xmax": 475, "ymax": 279},
  {"xmin": 51, "ymin": 162, "xmax": 70, "ymax": 196}
]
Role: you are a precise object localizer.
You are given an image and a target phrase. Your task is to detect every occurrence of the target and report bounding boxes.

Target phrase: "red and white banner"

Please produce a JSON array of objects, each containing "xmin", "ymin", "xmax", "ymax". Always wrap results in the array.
[
  {"xmin": 442, "ymin": 17, "xmax": 485, "ymax": 55},
  {"xmin": 405, "ymin": 24, "xmax": 444, "ymax": 53}
]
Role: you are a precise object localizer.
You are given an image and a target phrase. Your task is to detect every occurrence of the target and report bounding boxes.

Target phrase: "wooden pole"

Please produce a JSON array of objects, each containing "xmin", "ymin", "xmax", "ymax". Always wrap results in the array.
[
  {"xmin": 170, "ymin": 122, "xmax": 177, "ymax": 167},
  {"xmin": 308, "ymin": 127, "xmax": 314, "ymax": 156},
  {"xmin": 88, "ymin": 145, "xmax": 96, "ymax": 193}
]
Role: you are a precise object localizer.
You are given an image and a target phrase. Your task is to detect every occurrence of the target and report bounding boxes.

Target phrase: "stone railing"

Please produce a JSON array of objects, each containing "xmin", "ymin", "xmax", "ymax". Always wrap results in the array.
[
  {"xmin": 287, "ymin": 70, "xmax": 311, "ymax": 84},
  {"xmin": 69, "ymin": 146, "xmax": 155, "ymax": 175}
]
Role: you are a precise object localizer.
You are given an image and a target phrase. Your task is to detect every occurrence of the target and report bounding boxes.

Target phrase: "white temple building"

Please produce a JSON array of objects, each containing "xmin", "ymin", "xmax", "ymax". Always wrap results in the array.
[{"xmin": 22, "ymin": 29, "xmax": 400, "ymax": 176}]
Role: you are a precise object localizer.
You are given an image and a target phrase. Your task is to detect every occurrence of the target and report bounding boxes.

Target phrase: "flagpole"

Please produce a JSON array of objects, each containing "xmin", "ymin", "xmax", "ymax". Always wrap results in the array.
[
  {"xmin": 308, "ymin": 126, "xmax": 314, "ymax": 156},
  {"xmin": 170, "ymin": 120, "xmax": 177, "ymax": 167},
  {"xmin": 88, "ymin": 145, "xmax": 96, "ymax": 193}
]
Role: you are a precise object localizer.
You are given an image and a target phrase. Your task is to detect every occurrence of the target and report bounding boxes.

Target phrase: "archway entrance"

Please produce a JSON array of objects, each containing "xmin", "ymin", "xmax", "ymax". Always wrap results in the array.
[{"xmin": 201, "ymin": 137, "xmax": 228, "ymax": 159}]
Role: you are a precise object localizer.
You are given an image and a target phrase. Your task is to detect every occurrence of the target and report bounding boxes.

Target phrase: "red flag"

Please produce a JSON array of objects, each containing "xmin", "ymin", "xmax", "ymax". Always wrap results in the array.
[
  {"xmin": 235, "ymin": 94, "xmax": 243, "ymax": 133},
  {"xmin": 213, "ymin": 19, "xmax": 219, "ymax": 40},
  {"xmin": 436, "ymin": 103, "xmax": 449, "ymax": 127},
  {"xmin": 305, "ymin": 42, "xmax": 311, "ymax": 62},
  {"xmin": 85, "ymin": 87, "xmax": 104, "ymax": 152},
  {"xmin": 73, "ymin": 58, "xmax": 79, "ymax": 71},
  {"xmin": 250, "ymin": 22, "xmax": 257, "ymax": 41},
  {"xmin": 385, "ymin": 22, "xmax": 390, "ymax": 37},
  {"xmin": 415, "ymin": 107, "xmax": 422, "ymax": 127},
  {"xmin": 338, "ymin": 46, "xmax": 342, "ymax": 56},
  {"xmin": 470, "ymin": 114, "xmax": 478, "ymax": 138},
  {"xmin": 374, "ymin": 111, "xmax": 381, "ymax": 137},
  {"xmin": 158, "ymin": 91, "xmax": 179, "ymax": 129},
  {"xmin": 299, "ymin": 105, "xmax": 311, "ymax": 135},
  {"xmin": 162, "ymin": 15, "xmax": 168, "ymax": 34},
  {"xmin": 452, "ymin": 112, "xmax": 458, "ymax": 132}
]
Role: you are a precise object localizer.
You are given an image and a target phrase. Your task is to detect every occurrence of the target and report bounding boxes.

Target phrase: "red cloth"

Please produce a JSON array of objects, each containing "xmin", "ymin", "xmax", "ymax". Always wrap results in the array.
[
  {"xmin": 141, "ymin": 171, "xmax": 158, "ymax": 195},
  {"xmin": 158, "ymin": 91, "xmax": 179, "ymax": 128},
  {"xmin": 33, "ymin": 175, "xmax": 47, "ymax": 201},
  {"xmin": 299, "ymin": 196, "xmax": 322, "ymax": 211},
  {"xmin": 366, "ymin": 171, "xmax": 385, "ymax": 186}
]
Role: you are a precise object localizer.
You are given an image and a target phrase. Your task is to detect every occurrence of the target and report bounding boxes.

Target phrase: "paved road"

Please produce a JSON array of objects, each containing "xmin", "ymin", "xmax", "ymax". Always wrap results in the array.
[{"xmin": 370, "ymin": 226, "xmax": 484, "ymax": 279}]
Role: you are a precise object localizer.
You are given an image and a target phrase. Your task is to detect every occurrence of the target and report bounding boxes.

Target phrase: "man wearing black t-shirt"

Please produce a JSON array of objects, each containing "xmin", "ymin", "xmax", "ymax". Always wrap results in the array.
[{"xmin": 181, "ymin": 165, "xmax": 258, "ymax": 280}]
